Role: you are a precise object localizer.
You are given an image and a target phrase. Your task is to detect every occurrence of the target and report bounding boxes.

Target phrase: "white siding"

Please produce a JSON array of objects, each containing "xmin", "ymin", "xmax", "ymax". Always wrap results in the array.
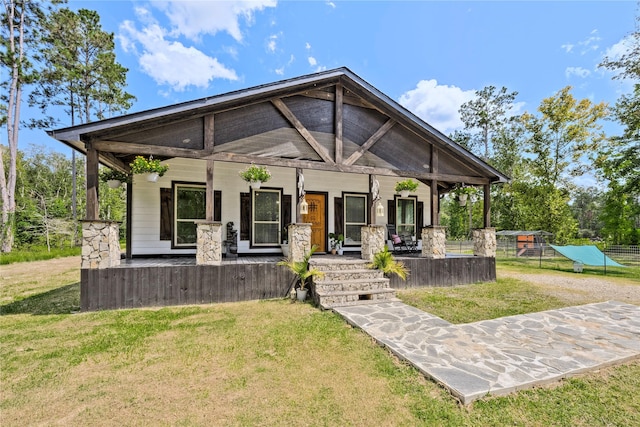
[{"xmin": 131, "ymin": 159, "xmax": 432, "ymax": 255}]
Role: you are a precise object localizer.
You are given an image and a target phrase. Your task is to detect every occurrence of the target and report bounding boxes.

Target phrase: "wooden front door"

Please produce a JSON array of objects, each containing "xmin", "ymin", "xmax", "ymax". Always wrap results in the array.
[{"xmin": 302, "ymin": 193, "xmax": 326, "ymax": 252}]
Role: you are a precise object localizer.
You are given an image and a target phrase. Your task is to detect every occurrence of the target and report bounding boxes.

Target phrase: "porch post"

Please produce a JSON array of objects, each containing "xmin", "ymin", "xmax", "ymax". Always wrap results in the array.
[
  {"xmin": 81, "ymin": 220, "xmax": 121, "ymax": 269},
  {"xmin": 361, "ymin": 225, "xmax": 386, "ymax": 261},
  {"xmin": 288, "ymin": 223, "xmax": 311, "ymax": 262},
  {"xmin": 206, "ymin": 160, "xmax": 215, "ymax": 221},
  {"xmin": 473, "ymin": 227, "xmax": 497, "ymax": 257},
  {"xmin": 483, "ymin": 183, "xmax": 491, "ymax": 228},
  {"xmin": 421, "ymin": 226, "xmax": 446, "ymax": 259},
  {"xmin": 85, "ymin": 141, "xmax": 99, "ymax": 220},
  {"xmin": 196, "ymin": 221, "xmax": 223, "ymax": 265}
]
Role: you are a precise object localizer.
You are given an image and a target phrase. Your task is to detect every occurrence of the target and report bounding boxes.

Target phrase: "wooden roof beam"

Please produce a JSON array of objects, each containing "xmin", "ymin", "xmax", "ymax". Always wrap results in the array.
[
  {"xmin": 204, "ymin": 150, "xmax": 490, "ymax": 184},
  {"xmin": 343, "ymin": 119, "xmax": 396, "ymax": 166},
  {"xmin": 271, "ymin": 98, "xmax": 335, "ymax": 165}
]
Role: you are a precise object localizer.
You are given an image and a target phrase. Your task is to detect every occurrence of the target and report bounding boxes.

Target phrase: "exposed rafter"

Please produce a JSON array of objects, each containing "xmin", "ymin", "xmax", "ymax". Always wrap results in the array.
[
  {"xmin": 343, "ymin": 118, "xmax": 396, "ymax": 166},
  {"xmin": 271, "ymin": 98, "xmax": 335, "ymax": 165}
]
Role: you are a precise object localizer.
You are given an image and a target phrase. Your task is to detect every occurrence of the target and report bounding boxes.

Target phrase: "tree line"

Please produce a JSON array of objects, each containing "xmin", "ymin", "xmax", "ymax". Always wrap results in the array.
[{"xmin": 1, "ymin": 2, "xmax": 639, "ymax": 251}]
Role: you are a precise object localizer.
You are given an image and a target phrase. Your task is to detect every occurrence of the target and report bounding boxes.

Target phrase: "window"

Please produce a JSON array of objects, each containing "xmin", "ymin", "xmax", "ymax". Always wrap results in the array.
[
  {"xmin": 252, "ymin": 189, "xmax": 281, "ymax": 246},
  {"xmin": 174, "ymin": 184, "xmax": 206, "ymax": 247},
  {"xmin": 344, "ymin": 194, "xmax": 367, "ymax": 244},
  {"xmin": 396, "ymin": 197, "xmax": 416, "ymax": 237}
]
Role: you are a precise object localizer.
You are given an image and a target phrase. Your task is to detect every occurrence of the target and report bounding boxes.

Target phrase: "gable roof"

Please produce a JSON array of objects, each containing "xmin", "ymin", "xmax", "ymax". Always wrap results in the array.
[{"xmin": 47, "ymin": 67, "xmax": 509, "ymax": 187}]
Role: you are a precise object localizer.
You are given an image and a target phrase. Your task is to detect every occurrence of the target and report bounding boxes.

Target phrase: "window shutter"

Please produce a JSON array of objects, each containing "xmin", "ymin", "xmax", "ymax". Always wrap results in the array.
[
  {"xmin": 160, "ymin": 188, "xmax": 172, "ymax": 241},
  {"xmin": 334, "ymin": 197, "xmax": 343, "ymax": 235},
  {"xmin": 417, "ymin": 201, "xmax": 424, "ymax": 234},
  {"xmin": 387, "ymin": 200, "xmax": 396, "ymax": 225},
  {"xmin": 214, "ymin": 190, "xmax": 222, "ymax": 222},
  {"xmin": 240, "ymin": 192, "xmax": 250, "ymax": 241},
  {"xmin": 282, "ymin": 194, "xmax": 292, "ymax": 242}
]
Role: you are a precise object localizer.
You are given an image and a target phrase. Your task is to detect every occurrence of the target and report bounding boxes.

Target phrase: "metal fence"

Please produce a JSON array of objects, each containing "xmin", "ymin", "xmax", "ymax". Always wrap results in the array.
[{"xmin": 446, "ymin": 240, "xmax": 640, "ymax": 266}]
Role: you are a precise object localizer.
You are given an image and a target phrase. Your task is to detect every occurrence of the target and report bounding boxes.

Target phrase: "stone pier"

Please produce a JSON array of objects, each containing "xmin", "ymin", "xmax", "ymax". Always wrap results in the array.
[
  {"xmin": 421, "ymin": 226, "xmax": 446, "ymax": 259},
  {"xmin": 361, "ymin": 225, "xmax": 386, "ymax": 261},
  {"xmin": 288, "ymin": 223, "xmax": 312, "ymax": 262},
  {"xmin": 196, "ymin": 222, "xmax": 223, "ymax": 265},
  {"xmin": 473, "ymin": 227, "xmax": 497, "ymax": 257},
  {"xmin": 81, "ymin": 220, "xmax": 121, "ymax": 269}
]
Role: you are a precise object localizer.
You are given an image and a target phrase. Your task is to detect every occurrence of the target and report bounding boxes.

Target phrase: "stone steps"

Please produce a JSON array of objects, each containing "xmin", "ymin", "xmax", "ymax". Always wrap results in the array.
[{"xmin": 310, "ymin": 258, "xmax": 396, "ymax": 309}]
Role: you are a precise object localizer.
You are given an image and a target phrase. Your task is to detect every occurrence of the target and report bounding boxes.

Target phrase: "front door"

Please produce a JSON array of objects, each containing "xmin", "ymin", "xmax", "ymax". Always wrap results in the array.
[{"xmin": 302, "ymin": 193, "xmax": 326, "ymax": 252}]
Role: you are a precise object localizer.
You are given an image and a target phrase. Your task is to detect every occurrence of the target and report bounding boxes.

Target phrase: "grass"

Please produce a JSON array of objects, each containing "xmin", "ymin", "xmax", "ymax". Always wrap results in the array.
[
  {"xmin": 397, "ymin": 277, "xmax": 568, "ymax": 324},
  {"xmin": 1, "ymin": 257, "xmax": 639, "ymax": 426},
  {"xmin": 496, "ymin": 257, "xmax": 640, "ymax": 281},
  {"xmin": 0, "ymin": 246, "xmax": 81, "ymax": 265}
]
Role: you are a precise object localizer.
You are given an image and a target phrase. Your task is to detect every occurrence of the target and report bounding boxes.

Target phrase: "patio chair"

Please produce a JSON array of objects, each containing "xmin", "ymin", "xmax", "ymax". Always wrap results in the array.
[{"xmin": 387, "ymin": 224, "xmax": 409, "ymax": 254}]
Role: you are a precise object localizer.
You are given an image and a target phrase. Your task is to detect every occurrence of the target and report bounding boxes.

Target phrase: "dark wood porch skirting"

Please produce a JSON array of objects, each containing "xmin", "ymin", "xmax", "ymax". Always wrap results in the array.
[
  {"xmin": 80, "ymin": 255, "xmax": 495, "ymax": 311},
  {"xmin": 389, "ymin": 255, "xmax": 495, "ymax": 289},
  {"xmin": 80, "ymin": 256, "xmax": 295, "ymax": 311}
]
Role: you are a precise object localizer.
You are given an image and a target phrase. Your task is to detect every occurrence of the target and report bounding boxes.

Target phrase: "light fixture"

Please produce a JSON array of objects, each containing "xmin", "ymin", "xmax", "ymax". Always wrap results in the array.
[
  {"xmin": 300, "ymin": 197, "xmax": 309, "ymax": 215},
  {"xmin": 376, "ymin": 201, "xmax": 385, "ymax": 217}
]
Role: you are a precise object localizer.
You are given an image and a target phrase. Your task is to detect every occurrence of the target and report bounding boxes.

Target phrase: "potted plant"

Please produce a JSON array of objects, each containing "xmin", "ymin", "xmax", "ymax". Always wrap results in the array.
[
  {"xmin": 395, "ymin": 178, "xmax": 419, "ymax": 197},
  {"xmin": 328, "ymin": 233, "xmax": 344, "ymax": 255},
  {"xmin": 281, "ymin": 225, "xmax": 289, "ymax": 257},
  {"xmin": 452, "ymin": 185, "xmax": 478, "ymax": 207},
  {"xmin": 277, "ymin": 245, "xmax": 325, "ymax": 301},
  {"xmin": 130, "ymin": 155, "xmax": 169, "ymax": 182},
  {"xmin": 99, "ymin": 168, "xmax": 131, "ymax": 188},
  {"xmin": 368, "ymin": 247, "xmax": 408, "ymax": 280},
  {"xmin": 239, "ymin": 163, "xmax": 271, "ymax": 189}
]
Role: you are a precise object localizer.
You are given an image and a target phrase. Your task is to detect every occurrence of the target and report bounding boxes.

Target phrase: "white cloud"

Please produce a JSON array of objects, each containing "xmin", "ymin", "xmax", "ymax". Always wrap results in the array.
[
  {"xmin": 398, "ymin": 80, "xmax": 476, "ymax": 134},
  {"xmin": 561, "ymin": 43, "xmax": 574, "ymax": 53},
  {"xmin": 119, "ymin": 19, "xmax": 238, "ymax": 92},
  {"xmin": 153, "ymin": 0, "xmax": 277, "ymax": 42},
  {"xmin": 562, "ymin": 31, "xmax": 602, "ymax": 56},
  {"xmin": 604, "ymin": 35, "xmax": 634, "ymax": 62},
  {"xmin": 326, "ymin": 1, "xmax": 336, "ymax": 8},
  {"xmin": 565, "ymin": 66, "xmax": 591, "ymax": 79},
  {"xmin": 305, "ymin": 42, "xmax": 311, "ymax": 50},
  {"xmin": 308, "ymin": 56, "xmax": 317, "ymax": 66},
  {"xmin": 274, "ymin": 54, "xmax": 295, "ymax": 75},
  {"xmin": 267, "ymin": 34, "xmax": 278, "ymax": 53}
]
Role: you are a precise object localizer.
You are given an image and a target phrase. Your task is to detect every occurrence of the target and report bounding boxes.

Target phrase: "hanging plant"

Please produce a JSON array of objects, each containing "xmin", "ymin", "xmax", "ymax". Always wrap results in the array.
[
  {"xmin": 130, "ymin": 156, "xmax": 169, "ymax": 176},
  {"xmin": 452, "ymin": 185, "xmax": 478, "ymax": 206},
  {"xmin": 394, "ymin": 178, "xmax": 419, "ymax": 193},
  {"xmin": 99, "ymin": 168, "xmax": 131, "ymax": 184},
  {"xmin": 239, "ymin": 163, "xmax": 271, "ymax": 183}
]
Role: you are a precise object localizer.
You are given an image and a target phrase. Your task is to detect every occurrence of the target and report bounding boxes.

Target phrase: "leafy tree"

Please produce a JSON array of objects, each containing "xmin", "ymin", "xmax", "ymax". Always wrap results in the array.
[
  {"xmin": 598, "ymin": 15, "xmax": 640, "ymax": 196},
  {"xmin": 458, "ymin": 85, "xmax": 519, "ymax": 160},
  {"xmin": 28, "ymin": 7, "xmax": 134, "ymax": 243},
  {"xmin": 522, "ymin": 86, "xmax": 608, "ymax": 188},
  {"xmin": 570, "ymin": 187, "xmax": 604, "ymax": 239},
  {"xmin": 0, "ymin": 0, "xmax": 60, "ymax": 252},
  {"xmin": 599, "ymin": 182, "xmax": 639, "ymax": 245},
  {"xmin": 30, "ymin": 7, "xmax": 134, "ymax": 126}
]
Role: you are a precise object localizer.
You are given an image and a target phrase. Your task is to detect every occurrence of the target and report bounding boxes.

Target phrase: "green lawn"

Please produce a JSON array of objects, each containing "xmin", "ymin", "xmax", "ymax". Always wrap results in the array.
[{"xmin": 1, "ymin": 258, "xmax": 638, "ymax": 426}]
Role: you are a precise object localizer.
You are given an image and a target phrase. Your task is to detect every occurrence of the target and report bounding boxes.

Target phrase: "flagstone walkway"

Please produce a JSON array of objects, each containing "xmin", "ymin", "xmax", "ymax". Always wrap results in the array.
[{"xmin": 334, "ymin": 300, "xmax": 640, "ymax": 404}]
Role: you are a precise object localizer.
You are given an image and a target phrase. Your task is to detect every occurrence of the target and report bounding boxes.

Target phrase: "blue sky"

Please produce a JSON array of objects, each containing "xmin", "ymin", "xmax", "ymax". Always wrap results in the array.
[{"xmin": 11, "ymin": 0, "xmax": 637, "ymax": 157}]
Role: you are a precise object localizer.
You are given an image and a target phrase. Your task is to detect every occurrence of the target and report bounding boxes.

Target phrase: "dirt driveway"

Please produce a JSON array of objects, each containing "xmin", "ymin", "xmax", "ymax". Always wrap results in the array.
[{"xmin": 498, "ymin": 269, "xmax": 640, "ymax": 306}]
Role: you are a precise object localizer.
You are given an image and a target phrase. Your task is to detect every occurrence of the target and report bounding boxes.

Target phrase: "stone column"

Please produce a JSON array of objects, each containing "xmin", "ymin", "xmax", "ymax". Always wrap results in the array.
[
  {"xmin": 361, "ymin": 225, "xmax": 386, "ymax": 261},
  {"xmin": 288, "ymin": 223, "xmax": 312, "ymax": 262},
  {"xmin": 421, "ymin": 226, "xmax": 446, "ymax": 259},
  {"xmin": 196, "ymin": 222, "xmax": 223, "ymax": 265},
  {"xmin": 473, "ymin": 227, "xmax": 497, "ymax": 257},
  {"xmin": 81, "ymin": 220, "xmax": 121, "ymax": 269}
]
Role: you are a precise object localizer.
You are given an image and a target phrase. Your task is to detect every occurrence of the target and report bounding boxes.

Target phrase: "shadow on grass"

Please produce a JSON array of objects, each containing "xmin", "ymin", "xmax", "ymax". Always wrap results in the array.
[{"xmin": 0, "ymin": 283, "xmax": 80, "ymax": 315}]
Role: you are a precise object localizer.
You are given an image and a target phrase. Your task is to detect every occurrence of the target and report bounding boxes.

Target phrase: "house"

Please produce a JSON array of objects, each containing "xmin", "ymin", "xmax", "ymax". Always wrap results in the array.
[{"xmin": 48, "ymin": 67, "xmax": 509, "ymax": 310}]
